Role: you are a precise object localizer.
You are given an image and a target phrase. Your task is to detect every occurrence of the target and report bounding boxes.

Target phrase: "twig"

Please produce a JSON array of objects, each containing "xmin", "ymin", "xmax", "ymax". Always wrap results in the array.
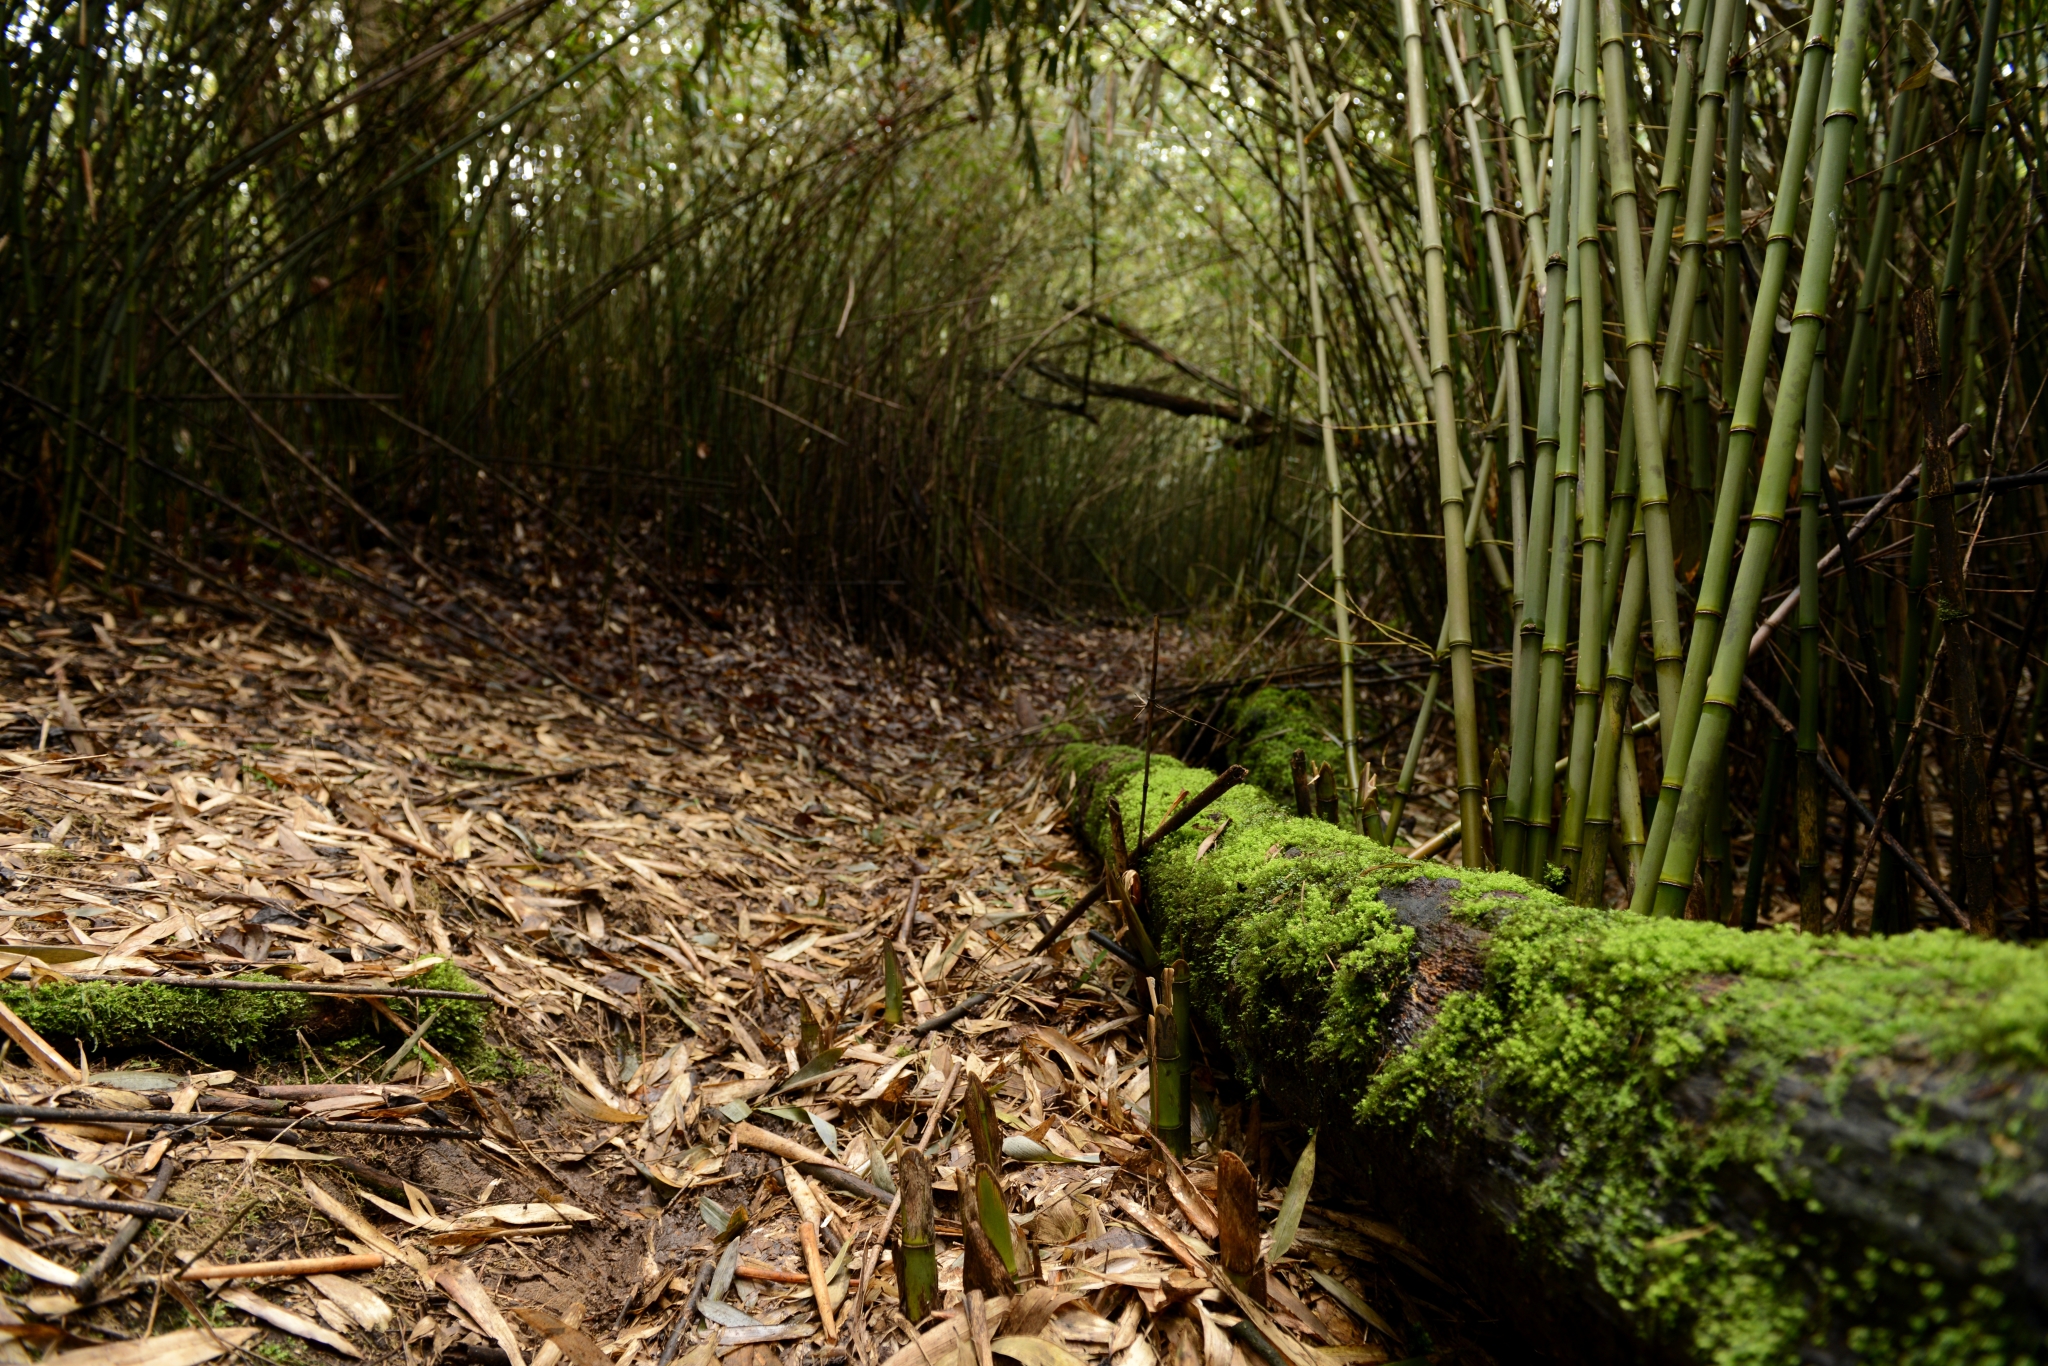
[
  {"xmin": 375, "ymin": 1008, "xmax": 441, "ymax": 1082},
  {"xmin": 1739, "ymin": 677, "xmax": 1966, "ymax": 927},
  {"xmin": 75, "ymin": 1157, "xmax": 179, "ymax": 1295},
  {"xmin": 914, "ymin": 765, "xmax": 1247, "ymax": 1034},
  {"xmin": 177, "ymin": 1252, "xmax": 383, "ymax": 1281},
  {"xmin": 1, "ymin": 1188, "xmax": 189, "ymax": 1220},
  {"xmin": 657, "ymin": 1256, "xmax": 718, "ymax": 1366}
]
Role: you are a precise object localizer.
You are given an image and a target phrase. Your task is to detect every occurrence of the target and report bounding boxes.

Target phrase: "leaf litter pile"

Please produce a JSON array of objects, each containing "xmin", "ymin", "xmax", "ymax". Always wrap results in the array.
[{"xmin": 0, "ymin": 571, "xmax": 1491, "ymax": 1366}]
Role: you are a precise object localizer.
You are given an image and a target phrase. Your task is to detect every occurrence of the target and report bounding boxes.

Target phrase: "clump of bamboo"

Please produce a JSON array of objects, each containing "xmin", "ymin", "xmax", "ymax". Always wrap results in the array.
[{"xmin": 1649, "ymin": 0, "xmax": 1873, "ymax": 914}]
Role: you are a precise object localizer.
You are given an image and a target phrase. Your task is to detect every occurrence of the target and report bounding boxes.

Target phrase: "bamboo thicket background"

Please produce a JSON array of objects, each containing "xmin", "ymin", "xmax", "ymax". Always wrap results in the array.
[{"xmin": 7, "ymin": 0, "xmax": 2048, "ymax": 934}]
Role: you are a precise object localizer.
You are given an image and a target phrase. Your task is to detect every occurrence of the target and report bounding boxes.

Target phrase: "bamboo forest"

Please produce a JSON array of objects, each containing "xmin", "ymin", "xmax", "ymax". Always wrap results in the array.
[{"xmin": 3, "ymin": 0, "xmax": 2047, "ymax": 1360}]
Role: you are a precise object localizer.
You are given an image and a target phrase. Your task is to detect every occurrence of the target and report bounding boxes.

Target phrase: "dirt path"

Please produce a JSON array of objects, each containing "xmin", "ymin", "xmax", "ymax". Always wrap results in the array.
[{"xmin": 0, "ymin": 578, "xmax": 1478, "ymax": 1366}]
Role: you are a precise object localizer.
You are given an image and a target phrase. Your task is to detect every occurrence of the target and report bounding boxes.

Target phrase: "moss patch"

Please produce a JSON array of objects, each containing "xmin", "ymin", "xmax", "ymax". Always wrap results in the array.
[
  {"xmin": 1213, "ymin": 688, "xmax": 1344, "ymax": 805},
  {"xmin": 1059, "ymin": 737, "xmax": 2048, "ymax": 1365},
  {"xmin": 2, "ymin": 961, "xmax": 493, "ymax": 1067}
]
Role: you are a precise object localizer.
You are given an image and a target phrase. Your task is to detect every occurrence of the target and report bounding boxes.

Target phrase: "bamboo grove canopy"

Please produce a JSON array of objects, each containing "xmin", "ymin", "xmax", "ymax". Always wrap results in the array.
[{"xmin": 8, "ymin": 0, "xmax": 2048, "ymax": 930}]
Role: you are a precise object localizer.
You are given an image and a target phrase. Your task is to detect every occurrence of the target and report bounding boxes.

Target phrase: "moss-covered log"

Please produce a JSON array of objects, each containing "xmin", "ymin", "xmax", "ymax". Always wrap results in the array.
[
  {"xmin": 0, "ymin": 964, "xmax": 492, "ymax": 1068},
  {"xmin": 1059, "ymin": 741, "xmax": 2048, "ymax": 1365}
]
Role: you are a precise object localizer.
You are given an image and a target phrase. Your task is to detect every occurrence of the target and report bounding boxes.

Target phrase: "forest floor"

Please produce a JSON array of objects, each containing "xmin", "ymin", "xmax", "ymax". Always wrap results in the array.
[{"xmin": 0, "ymin": 568, "xmax": 1497, "ymax": 1366}]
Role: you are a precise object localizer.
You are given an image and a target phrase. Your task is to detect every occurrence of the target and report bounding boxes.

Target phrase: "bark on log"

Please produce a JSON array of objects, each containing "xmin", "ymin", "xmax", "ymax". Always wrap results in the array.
[{"xmin": 1057, "ymin": 738, "xmax": 2048, "ymax": 1364}]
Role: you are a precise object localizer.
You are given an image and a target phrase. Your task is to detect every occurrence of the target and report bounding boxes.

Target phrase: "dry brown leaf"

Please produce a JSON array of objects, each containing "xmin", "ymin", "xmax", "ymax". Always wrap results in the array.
[
  {"xmin": 217, "ymin": 1288, "xmax": 361, "ymax": 1358},
  {"xmin": 433, "ymin": 1260, "xmax": 527, "ymax": 1366}
]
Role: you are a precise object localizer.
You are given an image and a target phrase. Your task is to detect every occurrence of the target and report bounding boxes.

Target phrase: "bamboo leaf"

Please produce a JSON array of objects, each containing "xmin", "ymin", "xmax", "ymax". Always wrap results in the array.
[
  {"xmin": 1305, "ymin": 1269, "xmax": 1398, "ymax": 1339},
  {"xmin": 1266, "ymin": 1131, "xmax": 1315, "ymax": 1264},
  {"xmin": 974, "ymin": 1166, "xmax": 1017, "ymax": 1277},
  {"xmin": 882, "ymin": 942, "xmax": 905, "ymax": 1025},
  {"xmin": 991, "ymin": 1337, "xmax": 1090, "ymax": 1366},
  {"xmin": 0, "ymin": 945, "xmax": 100, "ymax": 964},
  {"xmin": 770, "ymin": 1046, "xmax": 844, "ymax": 1095},
  {"xmin": 1896, "ymin": 58, "xmax": 1956, "ymax": 92}
]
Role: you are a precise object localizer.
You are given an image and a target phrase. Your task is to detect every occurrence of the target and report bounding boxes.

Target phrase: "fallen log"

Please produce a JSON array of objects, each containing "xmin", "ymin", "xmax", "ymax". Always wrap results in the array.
[{"xmin": 1057, "ymin": 739, "xmax": 2048, "ymax": 1364}]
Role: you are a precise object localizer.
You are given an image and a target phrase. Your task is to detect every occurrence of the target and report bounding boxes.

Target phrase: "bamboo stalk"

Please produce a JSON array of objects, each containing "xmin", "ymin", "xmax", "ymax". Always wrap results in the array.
[
  {"xmin": 1527, "ymin": 18, "xmax": 1594, "ymax": 884},
  {"xmin": 1936, "ymin": 0, "xmax": 2005, "ymax": 379},
  {"xmin": 1616, "ymin": 705, "xmax": 1646, "ymax": 889},
  {"xmin": 1271, "ymin": 44, "xmax": 1361, "ymax": 811},
  {"xmin": 1570, "ymin": 532, "xmax": 1647, "ymax": 906},
  {"xmin": 1599, "ymin": 0, "xmax": 1695, "ymax": 762},
  {"xmin": 892, "ymin": 1148, "xmax": 938, "ymax": 1322},
  {"xmin": 1559, "ymin": 1, "xmax": 1611, "ymax": 885},
  {"xmin": 1432, "ymin": 0, "xmax": 1525, "ymax": 627},
  {"xmin": 1485, "ymin": 0, "xmax": 1542, "ymax": 612},
  {"xmin": 1836, "ymin": 0, "xmax": 1938, "ymax": 460},
  {"xmin": 1283, "ymin": 0, "xmax": 1431, "ymax": 414},
  {"xmin": 1398, "ymin": 0, "xmax": 1487, "ymax": 864},
  {"xmin": 883, "ymin": 943, "xmax": 905, "ymax": 1026},
  {"xmin": 1502, "ymin": 0, "xmax": 1584, "ymax": 878}
]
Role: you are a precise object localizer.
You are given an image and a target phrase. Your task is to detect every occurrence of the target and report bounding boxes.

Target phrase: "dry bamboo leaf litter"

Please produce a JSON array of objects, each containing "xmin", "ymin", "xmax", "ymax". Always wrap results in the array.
[{"xmin": 0, "ymin": 575, "xmax": 1482, "ymax": 1364}]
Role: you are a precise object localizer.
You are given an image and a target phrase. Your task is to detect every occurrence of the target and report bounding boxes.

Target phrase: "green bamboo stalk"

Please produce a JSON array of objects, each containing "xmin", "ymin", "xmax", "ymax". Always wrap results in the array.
[
  {"xmin": 1570, "ymin": 522, "xmax": 1647, "ymax": 906},
  {"xmin": 1278, "ymin": 0, "xmax": 1432, "ymax": 414},
  {"xmin": 1397, "ymin": 0, "xmax": 1487, "ymax": 865},
  {"xmin": 1528, "ymin": 79, "xmax": 1589, "ymax": 883},
  {"xmin": 1835, "ymin": 0, "xmax": 1936, "ymax": 460},
  {"xmin": 1487, "ymin": 0, "xmax": 1547, "ymax": 278},
  {"xmin": 1279, "ymin": 54, "xmax": 1361, "ymax": 809},
  {"xmin": 1505, "ymin": 0, "xmax": 1584, "ymax": 878},
  {"xmin": 1631, "ymin": 0, "xmax": 1842, "ymax": 913},
  {"xmin": 1322, "ymin": 147, "xmax": 1434, "ymax": 409},
  {"xmin": 1485, "ymin": 0, "xmax": 1543, "ymax": 618},
  {"xmin": 1599, "ymin": 0, "xmax": 1695, "ymax": 762},
  {"xmin": 1936, "ymin": 0, "xmax": 2004, "ymax": 380},
  {"xmin": 1558, "ymin": 0, "xmax": 1610, "ymax": 885},
  {"xmin": 1384, "ymin": 387, "xmax": 1516, "ymax": 839},
  {"xmin": 1616, "ymin": 706, "xmax": 1646, "ymax": 887},
  {"xmin": 1652, "ymin": 0, "xmax": 1871, "ymax": 916},
  {"xmin": 1715, "ymin": 16, "xmax": 1746, "ymax": 506},
  {"xmin": 1433, "ymin": 0, "xmax": 1524, "ymax": 620},
  {"xmin": 1150, "ymin": 963, "xmax": 1188, "ymax": 1153}
]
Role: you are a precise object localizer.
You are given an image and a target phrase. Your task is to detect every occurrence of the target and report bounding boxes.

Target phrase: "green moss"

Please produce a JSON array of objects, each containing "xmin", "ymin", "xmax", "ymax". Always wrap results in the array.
[
  {"xmin": 1059, "ymin": 738, "xmax": 2048, "ymax": 1366},
  {"xmin": 1213, "ymin": 688, "xmax": 1344, "ymax": 804},
  {"xmin": 2, "ymin": 961, "xmax": 494, "ymax": 1067},
  {"xmin": 1, "ymin": 976, "xmax": 311, "ymax": 1056}
]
